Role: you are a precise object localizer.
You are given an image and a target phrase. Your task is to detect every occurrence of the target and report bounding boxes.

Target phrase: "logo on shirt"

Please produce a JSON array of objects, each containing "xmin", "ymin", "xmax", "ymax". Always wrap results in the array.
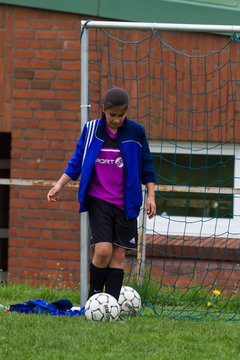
[
  {"xmin": 115, "ymin": 157, "xmax": 123, "ymax": 168},
  {"xmin": 95, "ymin": 157, "xmax": 123, "ymax": 168},
  {"xmin": 95, "ymin": 158, "xmax": 115, "ymax": 165}
]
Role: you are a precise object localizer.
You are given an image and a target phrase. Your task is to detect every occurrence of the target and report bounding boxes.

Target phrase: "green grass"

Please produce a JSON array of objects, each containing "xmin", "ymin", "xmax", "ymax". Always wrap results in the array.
[{"xmin": 1, "ymin": 283, "xmax": 240, "ymax": 359}]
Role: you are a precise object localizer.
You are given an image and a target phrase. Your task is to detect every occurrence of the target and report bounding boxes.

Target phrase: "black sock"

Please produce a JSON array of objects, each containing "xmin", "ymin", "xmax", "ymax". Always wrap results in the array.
[
  {"xmin": 88, "ymin": 263, "xmax": 108, "ymax": 299},
  {"xmin": 105, "ymin": 267, "xmax": 124, "ymax": 301}
]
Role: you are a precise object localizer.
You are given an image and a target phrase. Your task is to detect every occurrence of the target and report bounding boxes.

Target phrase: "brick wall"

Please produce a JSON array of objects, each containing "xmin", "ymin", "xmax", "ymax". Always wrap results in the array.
[
  {"xmin": 138, "ymin": 257, "xmax": 240, "ymax": 297},
  {"xmin": 0, "ymin": 4, "xmax": 240, "ymax": 287},
  {"xmin": 0, "ymin": 5, "xmax": 88, "ymax": 285},
  {"xmin": 0, "ymin": 6, "xmax": 12, "ymax": 132}
]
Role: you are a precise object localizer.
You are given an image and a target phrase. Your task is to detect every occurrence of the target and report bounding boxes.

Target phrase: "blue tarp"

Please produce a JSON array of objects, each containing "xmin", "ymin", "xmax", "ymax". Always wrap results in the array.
[{"xmin": 9, "ymin": 299, "xmax": 85, "ymax": 316}]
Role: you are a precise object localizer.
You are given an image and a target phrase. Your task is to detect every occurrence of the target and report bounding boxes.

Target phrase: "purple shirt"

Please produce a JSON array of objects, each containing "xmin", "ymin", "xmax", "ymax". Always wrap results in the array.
[{"xmin": 87, "ymin": 126, "xmax": 124, "ymax": 208}]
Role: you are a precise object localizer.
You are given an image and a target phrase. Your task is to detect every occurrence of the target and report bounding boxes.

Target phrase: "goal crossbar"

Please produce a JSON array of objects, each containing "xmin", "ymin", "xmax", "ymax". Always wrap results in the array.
[{"xmin": 82, "ymin": 20, "xmax": 240, "ymax": 33}]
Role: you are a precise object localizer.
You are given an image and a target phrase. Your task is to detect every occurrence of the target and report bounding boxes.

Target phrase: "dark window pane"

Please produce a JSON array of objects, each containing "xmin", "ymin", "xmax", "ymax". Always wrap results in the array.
[
  {"xmin": 0, "ymin": 239, "xmax": 8, "ymax": 271},
  {"xmin": 0, "ymin": 133, "xmax": 11, "ymax": 159},
  {"xmin": 0, "ymin": 161, "xmax": 10, "ymax": 228},
  {"xmin": 0, "ymin": 132, "xmax": 11, "ymax": 272},
  {"xmin": 0, "ymin": 185, "xmax": 9, "ymax": 227},
  {"xmin": 152, "ymin": 153, "xmax": 234, "ymax": 218}
]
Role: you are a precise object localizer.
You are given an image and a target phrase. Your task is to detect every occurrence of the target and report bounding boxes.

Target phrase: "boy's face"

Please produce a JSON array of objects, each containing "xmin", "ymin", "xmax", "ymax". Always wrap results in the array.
[{"xmin": 103, "ymin": 105, "xmax": 127, "ymax": 132}]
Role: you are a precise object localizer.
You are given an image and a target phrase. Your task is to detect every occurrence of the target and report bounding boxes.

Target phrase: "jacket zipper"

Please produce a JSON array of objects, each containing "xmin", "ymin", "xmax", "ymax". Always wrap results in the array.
[{"xmin": 118, "ymin": 131, "xmax": 128, "ymax": 220}]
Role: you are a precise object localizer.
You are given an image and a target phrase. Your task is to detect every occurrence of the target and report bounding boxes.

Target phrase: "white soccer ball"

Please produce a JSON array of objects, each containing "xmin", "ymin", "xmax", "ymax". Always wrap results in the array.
[
  {"xmin": 85, "ymin": 293, "xmax": 120, "ymax": 322},
  {"xmin": 118, "ymin": 286, "xmax": 141, "ymax": 316}
]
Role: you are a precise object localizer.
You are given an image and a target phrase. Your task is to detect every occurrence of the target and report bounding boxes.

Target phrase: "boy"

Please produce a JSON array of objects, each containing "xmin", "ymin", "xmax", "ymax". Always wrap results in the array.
[{"xmin": 47, "ymin": 87, "xmax": 156, "ymax": 300}]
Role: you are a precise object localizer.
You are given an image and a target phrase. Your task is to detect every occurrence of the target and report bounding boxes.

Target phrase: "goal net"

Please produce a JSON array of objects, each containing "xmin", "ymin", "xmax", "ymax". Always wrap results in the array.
[{"xmin": 82, "ymin": 21, "xmax": 240, "ymax": 320}]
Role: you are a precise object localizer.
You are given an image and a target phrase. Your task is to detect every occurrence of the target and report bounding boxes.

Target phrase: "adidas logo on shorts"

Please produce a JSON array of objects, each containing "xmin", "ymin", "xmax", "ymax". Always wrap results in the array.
[{"xmin": 129, "ymin": 238, "xmax": 136, "ymax": 244}]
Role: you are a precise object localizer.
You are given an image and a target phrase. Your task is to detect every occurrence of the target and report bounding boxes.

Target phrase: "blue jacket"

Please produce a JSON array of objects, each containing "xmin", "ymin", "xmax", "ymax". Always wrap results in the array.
[{"xmin": 64, "ymin": 116, "xmax": 156, "ymax": 219}]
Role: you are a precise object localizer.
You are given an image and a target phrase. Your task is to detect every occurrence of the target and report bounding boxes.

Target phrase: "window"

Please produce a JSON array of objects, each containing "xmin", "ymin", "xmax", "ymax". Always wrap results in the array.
[
  {"xmin": 153, "ymin": 153, "xmax": 234, "ymax": 219},
  {"xmin": 148, "ymin": 141, "xmax": 240, "ymax": 238},
  {"xmin": 0, "ymin": 133, "xmax": 11, "ymax": 274}
]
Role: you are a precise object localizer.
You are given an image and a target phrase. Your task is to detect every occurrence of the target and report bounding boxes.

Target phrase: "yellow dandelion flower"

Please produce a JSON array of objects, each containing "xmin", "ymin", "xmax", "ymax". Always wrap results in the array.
[
  {"xmin": 207, "ymin": 301, "xmax": 213, "ymax": 307},
  {"xmin": 213, "ymin": 290, "xmax": 221, "ymax": 296}
]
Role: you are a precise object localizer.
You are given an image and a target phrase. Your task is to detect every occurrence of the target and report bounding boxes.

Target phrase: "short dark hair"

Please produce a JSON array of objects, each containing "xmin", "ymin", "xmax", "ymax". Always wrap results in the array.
[{"xmin": 102, "ymin": 87, "xmax": 129, "ymax": 110}]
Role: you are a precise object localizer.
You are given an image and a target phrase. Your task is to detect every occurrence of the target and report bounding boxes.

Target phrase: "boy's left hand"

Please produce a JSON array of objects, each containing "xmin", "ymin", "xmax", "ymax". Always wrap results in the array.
[{"xmin": 146, "ymin": 196, "xmax": 156, "ymax": 219}]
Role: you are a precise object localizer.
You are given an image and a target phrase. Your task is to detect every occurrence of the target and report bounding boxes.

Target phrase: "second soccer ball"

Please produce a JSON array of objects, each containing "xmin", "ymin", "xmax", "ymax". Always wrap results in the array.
[{"xmin": 118, "ymin": 286, "xmax": 141, "ymax": 316}]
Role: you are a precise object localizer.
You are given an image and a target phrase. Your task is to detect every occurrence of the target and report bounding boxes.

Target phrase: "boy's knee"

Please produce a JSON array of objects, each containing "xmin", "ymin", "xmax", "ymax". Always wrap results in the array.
[
  {"xmin": 93, "ymin": 243, "xmax": 112, "ymax": 266},
  {"xmin": 110, "ymin": 246, "xmax": 125, "ymax": 267}
]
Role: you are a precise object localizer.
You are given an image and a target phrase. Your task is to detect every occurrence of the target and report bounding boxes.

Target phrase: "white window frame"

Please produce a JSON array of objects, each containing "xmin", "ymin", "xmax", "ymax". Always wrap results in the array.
[{"xmin": 148, "ymin": 141, "xmax": 240, "ymax": 239}]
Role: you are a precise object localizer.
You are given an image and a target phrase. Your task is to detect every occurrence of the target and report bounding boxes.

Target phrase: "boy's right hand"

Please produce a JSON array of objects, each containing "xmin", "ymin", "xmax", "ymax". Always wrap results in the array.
[{"xmin": 47, "ymin": 184, "xmax": 62, "ymax": 202}]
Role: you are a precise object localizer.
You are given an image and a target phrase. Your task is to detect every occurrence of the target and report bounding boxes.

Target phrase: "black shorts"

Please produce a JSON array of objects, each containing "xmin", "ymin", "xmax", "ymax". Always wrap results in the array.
[{"xmin": 88, "ymin": 196, "xmax": 138, "ymax": 250}]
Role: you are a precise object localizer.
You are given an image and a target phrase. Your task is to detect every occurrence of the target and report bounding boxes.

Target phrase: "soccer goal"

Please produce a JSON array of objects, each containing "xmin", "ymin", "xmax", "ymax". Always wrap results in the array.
[{"xmin": 81, "ymin": 20, "xmax": 240, "ymax": 320}]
